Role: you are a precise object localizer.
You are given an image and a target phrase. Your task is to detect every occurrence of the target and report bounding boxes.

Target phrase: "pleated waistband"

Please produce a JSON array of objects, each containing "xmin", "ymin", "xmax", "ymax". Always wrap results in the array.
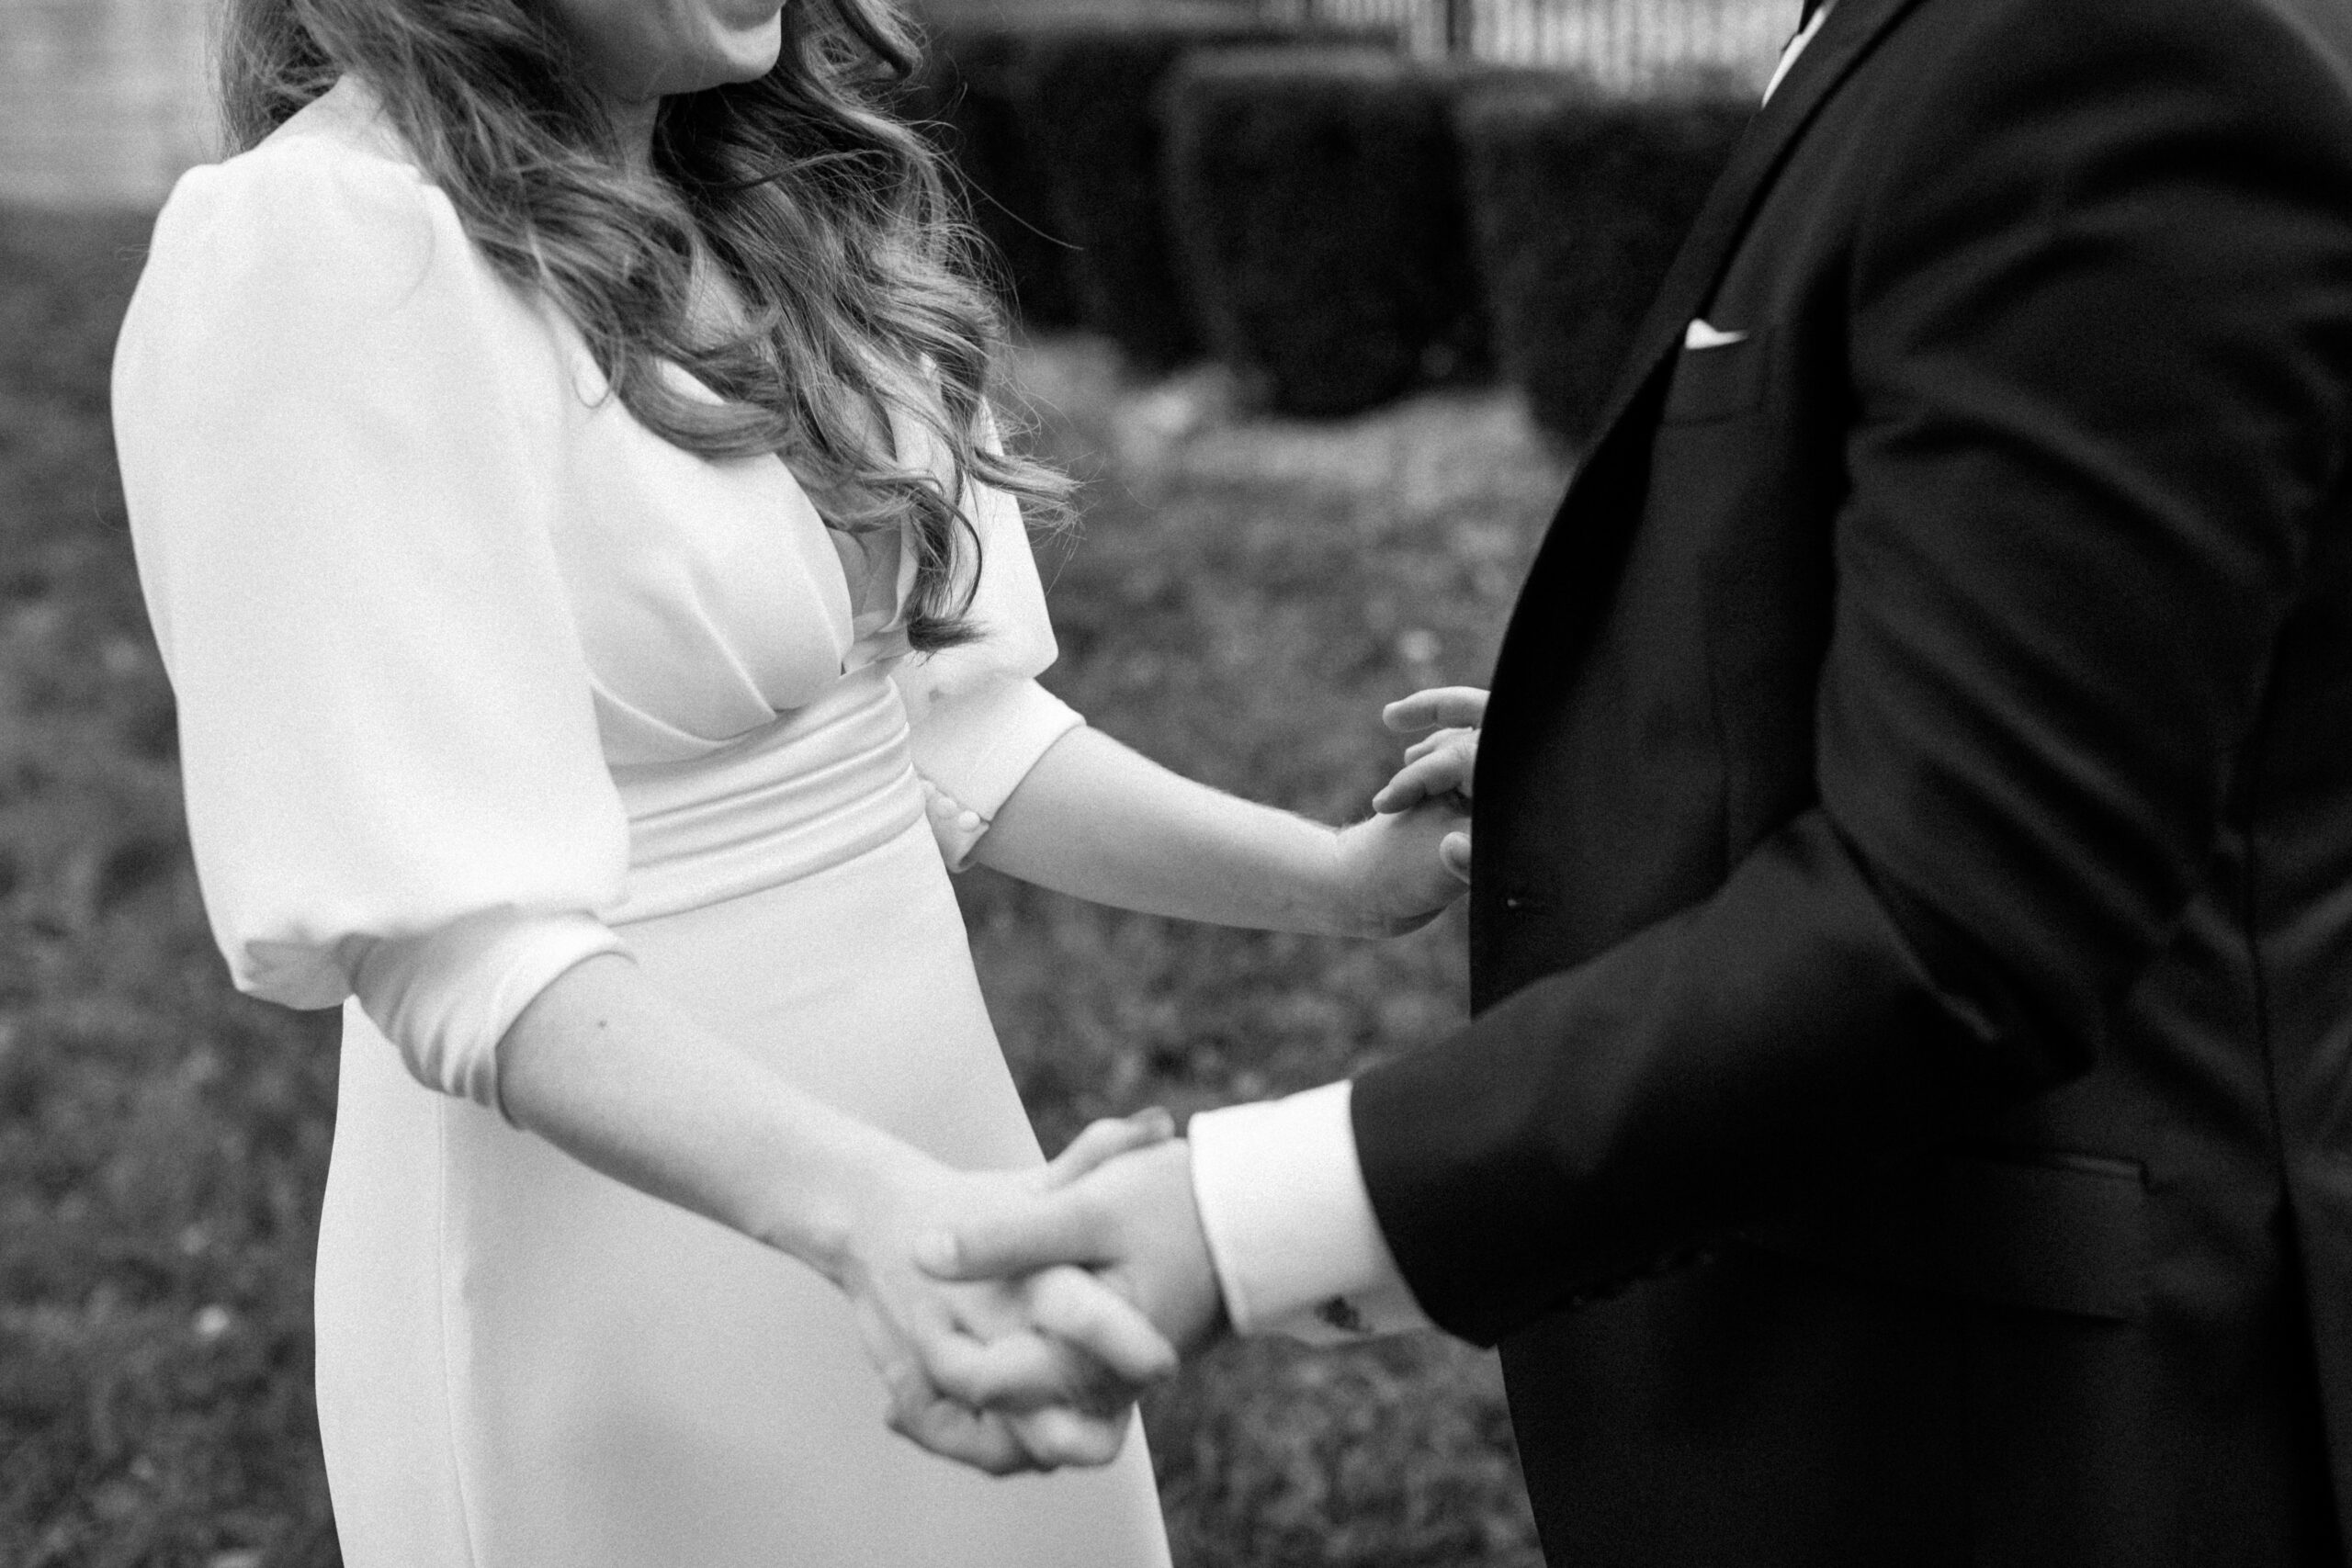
[{"xmin": 603, "ymin": 669, "xmax": 925, "ymax": 927}]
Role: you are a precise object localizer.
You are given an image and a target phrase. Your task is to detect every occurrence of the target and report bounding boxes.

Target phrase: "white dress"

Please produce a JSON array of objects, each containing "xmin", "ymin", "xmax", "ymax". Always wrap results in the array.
[{"xmin": 110, "ymin": 77, "xmax": 1171, "ymax": 1568}]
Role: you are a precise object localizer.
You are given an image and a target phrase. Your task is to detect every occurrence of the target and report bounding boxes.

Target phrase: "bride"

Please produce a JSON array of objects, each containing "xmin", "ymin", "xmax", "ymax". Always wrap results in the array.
[{"xmin": 109, "ymin": 0, "xmax": 1467, "ymax": 1562}]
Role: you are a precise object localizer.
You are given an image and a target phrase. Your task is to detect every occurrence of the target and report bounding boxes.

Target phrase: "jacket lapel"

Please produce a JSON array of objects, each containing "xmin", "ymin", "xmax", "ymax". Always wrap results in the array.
[
  {"xmin": 1471, "ymin": 0, "xmax": 1933, "ymax": 913},
  {"xmin": 1591, "ymin": 0, "xmax": 1927, "ymax": 447},
  {"xmin": 1482, "ymin": 0, "xmax": 1928, "ymax": 707}
]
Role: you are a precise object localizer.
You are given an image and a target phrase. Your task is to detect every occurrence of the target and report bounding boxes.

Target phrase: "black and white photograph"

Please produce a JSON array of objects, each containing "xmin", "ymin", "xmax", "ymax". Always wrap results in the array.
[{"xmin": 3, "ymin": 0, "xmax": 2349, "ymax": 1561}]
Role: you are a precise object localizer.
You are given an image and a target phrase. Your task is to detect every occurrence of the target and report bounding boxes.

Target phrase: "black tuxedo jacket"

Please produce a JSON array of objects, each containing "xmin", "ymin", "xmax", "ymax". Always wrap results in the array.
[{"xmin": 1349, "ymin": 0, "xmax": 2352, "ymax": 1561}]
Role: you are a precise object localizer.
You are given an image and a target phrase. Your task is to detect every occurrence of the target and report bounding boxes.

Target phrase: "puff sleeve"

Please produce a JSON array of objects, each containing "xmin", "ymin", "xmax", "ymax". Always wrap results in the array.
[
  {"xmin": 888, "ymin": 410, "xmax": 1085, "ymax": 869},
  {"xmin": 111, "ymin": 137, "xmax": 630, "ymax": 1111}
]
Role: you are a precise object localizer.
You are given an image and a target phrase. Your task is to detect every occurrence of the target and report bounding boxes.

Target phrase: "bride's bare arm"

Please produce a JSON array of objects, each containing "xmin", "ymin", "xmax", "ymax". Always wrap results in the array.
[
  {"xmin": 494, "ymin": 951, "xmax": 1177, "ymax": 1472},
  {"xmin": 973, "ymin": 726, "xmax": 1467, "ymax": 936}
]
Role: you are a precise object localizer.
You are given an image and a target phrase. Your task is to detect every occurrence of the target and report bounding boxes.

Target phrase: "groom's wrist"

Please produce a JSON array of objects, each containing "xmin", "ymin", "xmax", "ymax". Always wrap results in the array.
[{"xmin": 1185, "ymin": 1082, "xmax": 1430, "ymax": 1341}]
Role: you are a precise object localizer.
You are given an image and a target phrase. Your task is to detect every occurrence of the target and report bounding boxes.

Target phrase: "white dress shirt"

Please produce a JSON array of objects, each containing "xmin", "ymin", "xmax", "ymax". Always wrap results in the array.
[{"xmin": 1184, "ymin": 5, "xmax": 1838, "ymax": 1340}]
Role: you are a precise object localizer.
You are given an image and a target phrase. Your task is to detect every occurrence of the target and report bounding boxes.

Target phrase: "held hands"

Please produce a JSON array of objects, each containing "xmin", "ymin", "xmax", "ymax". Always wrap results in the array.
[
  {"xmin": 1329, "ymin": 684, "xmax": 1486, "ymax": 933},
  {"xmin": 920, "ymin": 1134, "xmax": 1229, "ymax": 1363},
  {"xmin": 838, "ymin": 1111, "xmax": 1185, "ymax": 1475},
  {"xmin": 1371, "ymin": 685, "xmax": 1486, "ymax": 886}
]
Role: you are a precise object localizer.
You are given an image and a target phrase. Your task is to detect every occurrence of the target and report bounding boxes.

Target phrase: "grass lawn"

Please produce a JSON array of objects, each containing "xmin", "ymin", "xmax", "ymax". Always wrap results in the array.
[{"xmin": 0, "ymin": 204, "xmax": 1569, "ymax": 1567}]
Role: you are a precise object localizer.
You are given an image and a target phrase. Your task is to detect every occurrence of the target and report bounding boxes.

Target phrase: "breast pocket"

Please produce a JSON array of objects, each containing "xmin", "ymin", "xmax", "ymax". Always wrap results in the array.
[{"xmin": 1662, "ymin": 328, "xmax": 1772, "ymax": 423}]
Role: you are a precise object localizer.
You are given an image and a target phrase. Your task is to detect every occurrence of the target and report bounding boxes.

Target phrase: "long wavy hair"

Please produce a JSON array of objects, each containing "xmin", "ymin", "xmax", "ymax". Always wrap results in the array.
[{"xmin": 218, "ymin": 0, "xmax": 1069, "ymax": 650}]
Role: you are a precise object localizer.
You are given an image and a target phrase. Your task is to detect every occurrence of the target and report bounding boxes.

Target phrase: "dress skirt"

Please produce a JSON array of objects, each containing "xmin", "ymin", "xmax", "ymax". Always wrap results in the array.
[{"xmin": 311, "ymin": 671, "xmax": 1171, "ymax": 1568}]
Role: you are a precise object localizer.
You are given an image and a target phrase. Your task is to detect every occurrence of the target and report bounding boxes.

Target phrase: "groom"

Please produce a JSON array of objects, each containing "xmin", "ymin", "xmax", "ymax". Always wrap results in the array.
[{"xmin": 932, "ymin": 0, "xmax": 2352, "ymax": 1559}]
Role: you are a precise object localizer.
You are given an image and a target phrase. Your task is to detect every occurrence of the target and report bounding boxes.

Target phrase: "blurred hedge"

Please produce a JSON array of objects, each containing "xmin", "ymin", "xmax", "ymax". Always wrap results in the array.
[
  {"xmin": 1161, "ymin": 49, "xmax": 1485, "ymax": 417},
  {"xmin": 1016, "ymin": 19, "xmax": 1395, "ymax": 370},
  {"xmin": 1457, "ymin": 74, "xmax": 1754, "ymax": 441},
  {"xmin": 902, "ymin": 23, "xmax": 1085, "ymax": 329},
  {"xmin": 911, "ymin": 15, "xmax": 1758, "ymax": 432}
]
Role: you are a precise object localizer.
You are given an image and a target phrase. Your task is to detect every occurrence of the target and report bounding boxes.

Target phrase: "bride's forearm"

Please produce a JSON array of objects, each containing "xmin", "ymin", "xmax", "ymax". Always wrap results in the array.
[
  {"xmin": 495, "ymin": 951, "xmax": 912, "ymax": 1280},
  {"xmin": 492, "ymin": 951, "xmax": 1182, "ymax": 1470},
  {"xmin": 973, "ymin": 726, "xmax": 1352, "ymax": 933}
]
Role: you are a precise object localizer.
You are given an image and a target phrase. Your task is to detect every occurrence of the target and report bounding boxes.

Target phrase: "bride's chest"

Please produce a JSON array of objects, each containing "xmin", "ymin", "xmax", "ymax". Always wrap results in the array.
[{"xmin": 540, "ymin": 359, "xmax": 905, "ymax": 767}]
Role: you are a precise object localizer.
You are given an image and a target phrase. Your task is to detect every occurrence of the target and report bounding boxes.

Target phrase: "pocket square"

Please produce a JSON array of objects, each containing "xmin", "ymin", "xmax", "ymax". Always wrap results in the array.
[{"xmin": 1683, "ymin": 319, "xmax": 1750, "ymax": 349}]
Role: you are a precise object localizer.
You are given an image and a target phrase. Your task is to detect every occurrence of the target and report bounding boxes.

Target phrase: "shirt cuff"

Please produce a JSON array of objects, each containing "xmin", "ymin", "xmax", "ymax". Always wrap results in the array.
[
  {"xmin": 902, "ymin": 677, "xmax": 1085, "ymax": 871},
  {"xmin": 345, "ymin": 908, "xmax": 623, "ymax": 1116},
  {"xmin": 1187, "ymin": 1080, "xmax": 1432, "ymax": 1343}
]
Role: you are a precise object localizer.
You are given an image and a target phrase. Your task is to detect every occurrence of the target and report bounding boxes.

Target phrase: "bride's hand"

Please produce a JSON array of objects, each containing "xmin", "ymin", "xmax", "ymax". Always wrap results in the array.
[
  {"xmin": 838, "ymin": 1124, "xmax": 1179, "ymax": 1474},
  {"xmin": 1370, "ymin": 684, "xmax": 1486, "ymax": 886},
  {"xmin": 1332, "ymin": 797, "xmax": 1474, "ymax": 934},
  {"xmin": 1038, "ymin": 1106, "xmax": 1174, "ymax": 1190}
]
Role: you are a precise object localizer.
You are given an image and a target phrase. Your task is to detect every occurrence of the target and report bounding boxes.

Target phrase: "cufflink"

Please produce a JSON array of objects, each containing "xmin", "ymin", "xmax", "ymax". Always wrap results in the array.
[{"xmin": 1316, "ymin": 1296, "xmax": 1367, "ymax": 1335}]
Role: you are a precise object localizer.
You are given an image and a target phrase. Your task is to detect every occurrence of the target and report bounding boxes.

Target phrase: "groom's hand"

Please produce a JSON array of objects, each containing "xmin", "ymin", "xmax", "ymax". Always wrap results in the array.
[
  {"xmin": 851, "ymin": 1234, "xmax": 1169, "ymax": 1474},
  {"xmin": 843, "ymin": 1113, "xmax": 1183, "ymax": 1475},
  {"xmin": 919, "ymin": 1137, "xmax": 1230, "ymax": 1364}
]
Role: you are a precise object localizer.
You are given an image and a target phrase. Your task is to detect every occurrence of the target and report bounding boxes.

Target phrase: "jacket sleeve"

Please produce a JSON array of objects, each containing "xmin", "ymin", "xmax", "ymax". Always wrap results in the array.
[{"xmin": 1351, "ymin": 0, "xmax": 2352, "ymax": 1345}]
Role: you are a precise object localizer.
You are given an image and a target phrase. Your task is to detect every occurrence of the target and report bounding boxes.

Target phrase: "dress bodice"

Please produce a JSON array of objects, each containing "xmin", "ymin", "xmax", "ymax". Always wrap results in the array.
[{"xmin": 110, "ymin": 77, "xmax": 1084, "ymax": 1109}]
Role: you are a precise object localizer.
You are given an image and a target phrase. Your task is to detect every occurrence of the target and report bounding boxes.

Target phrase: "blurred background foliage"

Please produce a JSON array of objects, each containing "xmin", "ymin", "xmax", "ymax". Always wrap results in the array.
[
  {"xmin": 905, "ymin": 5, "xmax": 1758, "ymax": 434},
  {"xmin": 0, "ymin": 207, "xmax": 344, "ymax": 1568},
  {"xmin": 1, "ymin": 0, "xmax": 1790, "ymax": 1559}
]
